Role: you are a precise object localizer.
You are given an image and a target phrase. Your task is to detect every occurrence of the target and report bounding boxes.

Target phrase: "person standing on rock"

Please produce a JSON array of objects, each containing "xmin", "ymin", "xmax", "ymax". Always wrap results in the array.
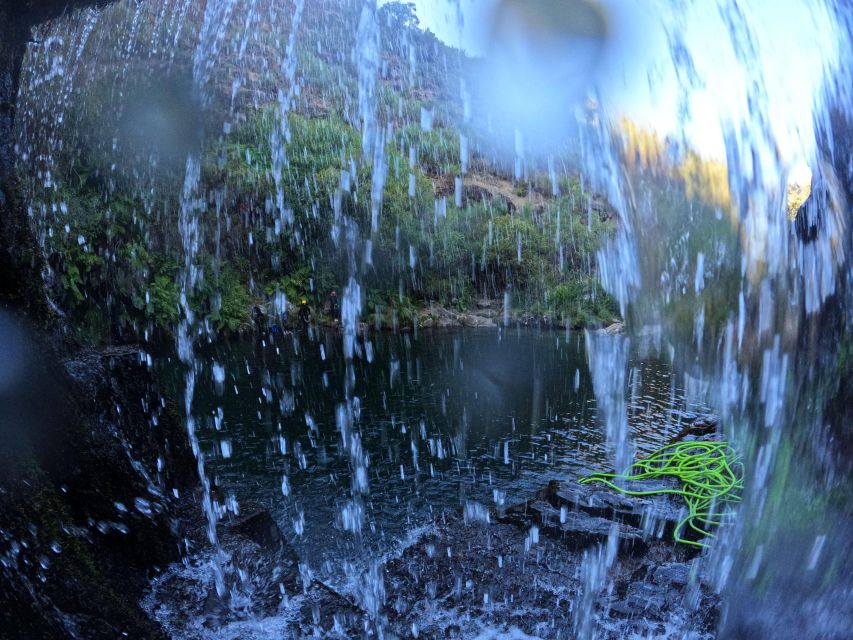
[
  {"xmin": 253, "ymin": 304, "xmax": 267, "ymax": 333},
  {"xmin": 298, "ymin": 298, "xmax": 312, "ymax": 328},
  {"xmin": 324, "ymin": 290, "xmax": 340, "ymax": 321}
]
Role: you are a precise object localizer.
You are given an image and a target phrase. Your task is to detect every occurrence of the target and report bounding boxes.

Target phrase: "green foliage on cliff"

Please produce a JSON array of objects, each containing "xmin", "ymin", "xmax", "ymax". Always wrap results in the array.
[{"xmin": 17, "ymin": 0, "xmax": 619, "ymax": 344}]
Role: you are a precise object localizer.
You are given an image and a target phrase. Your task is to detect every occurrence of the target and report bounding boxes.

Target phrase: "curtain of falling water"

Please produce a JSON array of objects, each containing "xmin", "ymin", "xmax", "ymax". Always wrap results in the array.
[
  {"xmin": 468, "ymin": 0, "xmax": 852, "ymax": 634},
  {"xmin": 14, "ymin": 0, "xmax": 390, "ymax": 620},
  {"xmin": 178, "ymin": 0, "xmax": 241, "ymax": 601},
  {"xmin": 584, "ymin": 331, "xmax": 632, "ymax": 473},
  {"xmin": 340, "ymin": 0, "xmax": 382, "ymax": 623},
  {"xmin": 570, "ymin": 1, "xmax": 853, "ymax": 636},
  {"xmin": 180, "ymin": 0, "xmax": 314, "ymax": 607},
  {"xmin": 710, "ymin": 4, "xmax": 853, "ymax": 630}
]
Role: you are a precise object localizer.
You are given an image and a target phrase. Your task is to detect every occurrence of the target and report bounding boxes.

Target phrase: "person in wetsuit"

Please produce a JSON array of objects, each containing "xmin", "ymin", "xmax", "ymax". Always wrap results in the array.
[
  {"xmin": 325, "ymin": 290, "xmax": 340, "ymax": 321},
  {"xmin": 253, "ymin": 304, "xmax": 267, "ymax": 333},
  {"xmin": 298, "ymin": 298, "xmax": 312, "ymax": 328}
]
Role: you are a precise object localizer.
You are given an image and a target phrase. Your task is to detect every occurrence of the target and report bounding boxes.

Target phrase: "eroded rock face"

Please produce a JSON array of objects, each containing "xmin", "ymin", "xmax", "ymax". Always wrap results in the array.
[{"xmin": 0, "ymin": 313, "xmax": 193, "ymax": 638}]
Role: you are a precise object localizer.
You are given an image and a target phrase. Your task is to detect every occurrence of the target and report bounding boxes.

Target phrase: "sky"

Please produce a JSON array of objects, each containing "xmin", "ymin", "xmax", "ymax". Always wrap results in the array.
[{"xmin": 378, "ymin": 0, "xmax": 841, "ymax": 181}]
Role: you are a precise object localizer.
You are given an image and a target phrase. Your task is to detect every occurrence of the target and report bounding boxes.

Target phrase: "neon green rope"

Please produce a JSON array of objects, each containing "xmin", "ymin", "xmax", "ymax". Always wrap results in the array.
[{"xmin": 579, "ymin": 441, "xmax": 743, "ymax": 548}]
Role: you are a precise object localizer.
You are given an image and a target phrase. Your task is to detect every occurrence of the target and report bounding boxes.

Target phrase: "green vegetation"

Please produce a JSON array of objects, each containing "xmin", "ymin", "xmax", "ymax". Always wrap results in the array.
[
  {"xmin": 26, "ymin": 96, "xmax": 618, "ymax": 345},
  {"xmin": 615, "ymin": 119, "xmax": 742, "ymax": 351},
  {"xmin": 580, "ymin": 441, "xmax": 744, "ymax": 547},
  {"xmin": 18, "ymin": 0, "xmax": 620, "ymax": 346},
  {"xmin": 197, "ymin": 106, "xmax": 620, "ymax": 333}
]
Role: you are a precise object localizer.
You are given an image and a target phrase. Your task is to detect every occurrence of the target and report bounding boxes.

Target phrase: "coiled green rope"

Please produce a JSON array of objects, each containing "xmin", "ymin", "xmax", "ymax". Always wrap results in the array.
[{"xmin": 579, "ymin": 441, "xmax": 744, "ymax": 547}]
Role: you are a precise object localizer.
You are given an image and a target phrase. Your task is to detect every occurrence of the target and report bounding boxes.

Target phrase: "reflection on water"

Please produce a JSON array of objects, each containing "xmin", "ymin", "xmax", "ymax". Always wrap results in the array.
[{"xmin": 156, "ymin": 327, "xmax": 710, "ymax": 586}]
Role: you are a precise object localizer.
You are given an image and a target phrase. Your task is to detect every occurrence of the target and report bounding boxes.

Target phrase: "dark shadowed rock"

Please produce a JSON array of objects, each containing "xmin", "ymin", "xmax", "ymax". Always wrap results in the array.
[
  {"xmin": 654, "ymin": 562, "xmax": 692, "ymax": 587},
  {"xmin": 533, "ymin": 477, "xmax": 689, "ymax": 545},
  {"xmin": 228, "ymin": 502, "xmax": 288, "ymax": 552},
  {"xmin": 610, "ymin": 582, "xmax": 668, "ymax": 617},
  {"xmin": 0, "ymin": 316, "xmax": 193, "ymax": 639},
  {"xmin": 145, "ymin": 500, "xmax": 365, "ymax": 638}
]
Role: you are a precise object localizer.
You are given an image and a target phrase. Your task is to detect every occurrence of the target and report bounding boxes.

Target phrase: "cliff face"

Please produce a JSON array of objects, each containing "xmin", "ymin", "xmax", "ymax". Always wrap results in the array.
[
  {"xmin": 12, "ymin": 0, "xmax": 618, "ymax": 342},
  {"xmin": 0, "ymin": 7, "xmax": 134, "ymax": 312},
  {"xmin": 1, "ymin": 0, "xmax": 115, "ymax": 313}
]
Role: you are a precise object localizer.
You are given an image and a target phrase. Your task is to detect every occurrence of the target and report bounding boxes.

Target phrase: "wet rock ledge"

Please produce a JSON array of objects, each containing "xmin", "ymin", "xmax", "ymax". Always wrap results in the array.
[
  {"xmin": 380, "ymin": 478, "xmax": 719, "ymax": 639},
  {"xmin": 151, "ymin": 475, "xmax": 719, "ymax": 639}
]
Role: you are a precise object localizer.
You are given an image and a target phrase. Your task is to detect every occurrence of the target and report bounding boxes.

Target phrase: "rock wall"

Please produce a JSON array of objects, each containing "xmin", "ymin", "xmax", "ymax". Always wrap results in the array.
[
  {"xmin": 0, "ymin": 1, "xmax": 194, "ymax": 636},
  {"xmin": 0, "ymin": 312, "xmax": 195, "ymax": 638},
  {"xmin": 1, "ymin": 1, "xmax": 193, "ymax": 635}
]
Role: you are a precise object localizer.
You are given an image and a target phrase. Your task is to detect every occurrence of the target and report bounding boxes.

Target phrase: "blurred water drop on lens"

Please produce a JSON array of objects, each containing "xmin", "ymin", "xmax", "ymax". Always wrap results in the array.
[
  {"xmin": 478, "ymin": 0, "xmax": 652, "ymax": 155},
  {"xmin": 480, "ymin": 0, "xmax": 608, "ymax": 144},
  {"xmin": 489, "ymin": 0, "xmax": 607, "ymax": 95},
  {"xmin": 0, "ymin": 312, "xmax": 26, "ymax": 395}
]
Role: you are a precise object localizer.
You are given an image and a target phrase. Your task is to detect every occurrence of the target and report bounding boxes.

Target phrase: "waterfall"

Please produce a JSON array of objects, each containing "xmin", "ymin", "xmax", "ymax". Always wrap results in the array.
[
  {"xmin": 568, "ymin": 1, "xmax": 853, "ymax": 635},
  {"xmin": 10, "ymin": 0, "xmax": 853, "ymax": 637}
]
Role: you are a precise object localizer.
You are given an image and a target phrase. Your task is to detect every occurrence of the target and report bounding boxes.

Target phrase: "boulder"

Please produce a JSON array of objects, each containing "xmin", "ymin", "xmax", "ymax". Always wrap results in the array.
[{"xmin": 147, "ymin": 504, "xmax": 363, "ymax": 638}]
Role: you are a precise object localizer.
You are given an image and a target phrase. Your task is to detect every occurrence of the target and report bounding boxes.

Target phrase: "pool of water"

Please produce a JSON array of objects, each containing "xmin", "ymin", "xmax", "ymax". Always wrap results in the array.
[{"xmin": 155, "ymin": 326, "xmax": 711, "ymax": 587}]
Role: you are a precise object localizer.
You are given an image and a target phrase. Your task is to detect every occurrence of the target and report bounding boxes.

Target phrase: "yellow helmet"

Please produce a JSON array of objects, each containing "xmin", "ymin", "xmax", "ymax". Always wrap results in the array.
[{"xmin": 301, "ymin": 298, "xmax": 307, "ymax": 305}]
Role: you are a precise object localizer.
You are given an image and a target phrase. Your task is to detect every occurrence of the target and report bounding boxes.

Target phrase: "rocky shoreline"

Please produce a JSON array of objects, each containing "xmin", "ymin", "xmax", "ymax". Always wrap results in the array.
[
  {"xmin": 145, "ymin": 443, "xmax": 721, "ymax": 639},
  {"xmin": 1, "ymin": 317, "xmax": 658, "ymax": 640},
  {"xmin": 381, "ymin": 478, "xmax": 719, "ymax": 639},
  {"xmin": 263, "ymin": 299, "xmax": 624, "ymax": 335}
]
